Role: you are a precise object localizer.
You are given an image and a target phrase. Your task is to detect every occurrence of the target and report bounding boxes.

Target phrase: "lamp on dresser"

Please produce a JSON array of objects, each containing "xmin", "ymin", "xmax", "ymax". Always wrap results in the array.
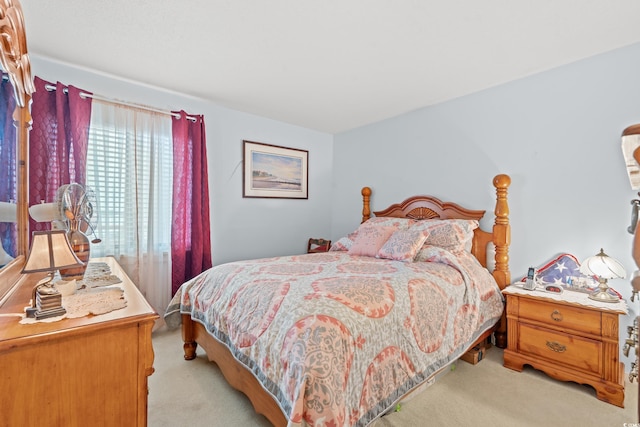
[
  {"xmin": 579, "ymin": 248, "xmax": 626, "ymax": 303},
  {"xmin": 0, "ymin": 201, "xmax": 16, "ymax": 266},
  {"xmin": 22, "ymin": 230, "xmax": 83, "ymax": 319}
]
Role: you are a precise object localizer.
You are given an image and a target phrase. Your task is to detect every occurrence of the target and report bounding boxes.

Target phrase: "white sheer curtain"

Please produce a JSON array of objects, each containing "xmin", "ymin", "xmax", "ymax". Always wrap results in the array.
[{"xmin": 85, "ymin": 100, "xmax": 173, "ymax": 315}]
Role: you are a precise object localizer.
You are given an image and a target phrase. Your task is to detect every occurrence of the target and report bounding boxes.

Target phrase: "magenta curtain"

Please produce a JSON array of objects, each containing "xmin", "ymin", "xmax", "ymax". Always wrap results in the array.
[
  {"xmin": 171, "ymin": 111, "xmax": 212, "ymax": 294},
  {"xmin": 29, "ymin": 77, "xmax": 92, "ymax": 232},
  {"xmin": 0, "ymin": 74, "xmax": 17, "ymax": 257}
]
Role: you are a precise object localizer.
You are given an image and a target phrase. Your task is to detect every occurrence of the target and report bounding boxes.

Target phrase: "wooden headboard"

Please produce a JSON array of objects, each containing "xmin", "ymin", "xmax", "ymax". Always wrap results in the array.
[{"xmin": 360, "ymin": 174, "xmax": 511, "ymax": 346}]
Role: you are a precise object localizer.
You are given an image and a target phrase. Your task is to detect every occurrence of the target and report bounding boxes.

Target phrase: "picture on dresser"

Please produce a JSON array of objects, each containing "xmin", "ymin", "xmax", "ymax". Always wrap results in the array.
[{"xmin": 242, "ymin": 140, "xmax": 308, "ymax": 199}]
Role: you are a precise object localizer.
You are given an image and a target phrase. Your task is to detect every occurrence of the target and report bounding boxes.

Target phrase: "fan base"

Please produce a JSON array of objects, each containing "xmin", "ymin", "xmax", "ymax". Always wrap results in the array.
[{"xmin": 59, "ymin": 228, "xmax": 91, "ymax": 280}]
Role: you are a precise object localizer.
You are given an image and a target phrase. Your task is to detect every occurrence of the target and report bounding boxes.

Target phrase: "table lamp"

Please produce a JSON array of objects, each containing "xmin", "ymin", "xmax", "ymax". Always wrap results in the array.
[
  {"xmin": 579, "ymin": 248, "xmax": 626, "ymax": 303},
  {"xmin": 0, "ymin": 201, "xmax": 16, "ymax": 266},
  {"xmin": 22, "ymin": 230, "xmax": 84, "ymax": 319}
]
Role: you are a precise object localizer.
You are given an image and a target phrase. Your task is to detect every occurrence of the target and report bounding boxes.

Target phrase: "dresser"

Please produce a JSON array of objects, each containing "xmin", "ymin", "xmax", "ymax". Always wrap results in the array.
[
  {"xmin": 0, "ymin": 256, "xmax": 158, "ymax": 427},
  {"xmin": 503, "ymin": 285, "xmax": 627, "ymax": 407}
]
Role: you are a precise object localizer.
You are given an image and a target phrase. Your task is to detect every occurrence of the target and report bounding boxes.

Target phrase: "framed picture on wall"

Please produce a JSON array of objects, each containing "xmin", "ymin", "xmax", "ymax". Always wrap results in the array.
[{"xmin": 243, "ymin": 140, "xmax": 308, "ymax": 199}]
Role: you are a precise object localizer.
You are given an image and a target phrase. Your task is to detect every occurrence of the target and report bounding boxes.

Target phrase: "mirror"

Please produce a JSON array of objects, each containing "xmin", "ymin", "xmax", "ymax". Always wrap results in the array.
[{"xmin": 0, "ymin": 0, "xmax": 34, "ymax": 302}]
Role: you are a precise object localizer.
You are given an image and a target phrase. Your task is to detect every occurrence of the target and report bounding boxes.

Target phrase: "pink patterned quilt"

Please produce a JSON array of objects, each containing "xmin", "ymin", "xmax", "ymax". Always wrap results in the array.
[{"xmin": 165, "ymin": 247, "xmax": 504, "ymax": 427}]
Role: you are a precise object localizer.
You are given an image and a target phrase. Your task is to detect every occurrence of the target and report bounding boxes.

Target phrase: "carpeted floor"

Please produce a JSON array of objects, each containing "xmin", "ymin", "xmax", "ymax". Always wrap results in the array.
[{"xmin": 148, "ymin": 326, "xmax": 638, "ymax": 427}]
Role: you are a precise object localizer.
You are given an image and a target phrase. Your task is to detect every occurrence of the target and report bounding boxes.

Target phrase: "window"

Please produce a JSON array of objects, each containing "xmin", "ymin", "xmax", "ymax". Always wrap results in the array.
[{"xmin": 85, "ymin": 101, "xmax": 173, "ymax": 312}]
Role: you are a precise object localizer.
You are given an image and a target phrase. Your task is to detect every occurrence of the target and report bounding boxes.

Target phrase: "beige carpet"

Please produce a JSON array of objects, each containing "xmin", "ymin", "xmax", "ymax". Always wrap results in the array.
[{"xmin": 149, "ymin": 326, "xmax": 638, "ymax": 427}]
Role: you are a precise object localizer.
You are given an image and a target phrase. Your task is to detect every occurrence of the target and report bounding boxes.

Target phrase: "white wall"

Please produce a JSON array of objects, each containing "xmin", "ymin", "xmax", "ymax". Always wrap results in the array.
[
  {"xmin": 30, "ymin": 55, "xmax": 334, "ymax": 266},
  {"xmin": 332, "ymin": 42, "xmax": 640, "ymax": 370}
]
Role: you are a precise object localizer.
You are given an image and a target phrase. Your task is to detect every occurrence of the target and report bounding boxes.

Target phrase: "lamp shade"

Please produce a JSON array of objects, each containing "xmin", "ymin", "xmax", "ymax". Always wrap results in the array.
[
  {"xmin": 0, "ymin": 201, "xmax": 16, "ymax": 222},
  {"xmin": 579, "ymin": 248, "xmax": 626, "ymax": 280},
  {"xmin": 22, "ymin": 230, "xmax": 83, "ymax": 273},
  {"xmin": 28, "ymin": 202, "xmax": 61, "ymax": 222}
]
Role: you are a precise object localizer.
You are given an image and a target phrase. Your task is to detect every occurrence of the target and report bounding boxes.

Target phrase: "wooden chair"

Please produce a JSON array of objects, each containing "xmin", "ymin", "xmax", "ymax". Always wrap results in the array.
[{"xmin": 307, "ymin": 238, "xmax": 331, "ymax": 253}]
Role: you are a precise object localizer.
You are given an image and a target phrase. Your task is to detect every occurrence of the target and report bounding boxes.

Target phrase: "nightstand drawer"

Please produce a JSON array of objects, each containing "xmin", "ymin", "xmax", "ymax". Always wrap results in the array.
[
  {"xmin": 519, "ymin": 323, "xmax": 601, "ymax": 375},
  {"xmin": 518, "ymin": 298, "xmax": 601, "ymax": 335}
]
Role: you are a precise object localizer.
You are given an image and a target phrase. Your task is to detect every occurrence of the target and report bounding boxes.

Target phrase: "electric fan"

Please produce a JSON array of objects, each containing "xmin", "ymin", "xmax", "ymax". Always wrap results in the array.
[{"xmin": 54, "ymin": 183, "xmax": 101, "ymax": 280}]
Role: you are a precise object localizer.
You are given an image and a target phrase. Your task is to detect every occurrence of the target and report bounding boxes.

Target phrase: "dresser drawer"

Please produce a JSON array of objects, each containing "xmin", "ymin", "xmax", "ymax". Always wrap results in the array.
[
  {"xmin": 518, "ymin": 298, "xmax": 601, "ymax": 335},
  {"xmin": 518, "ymin": 323, "xmax": 602, "ymax": 375}
]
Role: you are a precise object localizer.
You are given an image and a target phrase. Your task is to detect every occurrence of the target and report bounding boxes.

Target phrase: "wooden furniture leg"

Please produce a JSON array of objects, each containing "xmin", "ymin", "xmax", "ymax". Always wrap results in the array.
[{"xmin": 182, "ymin": 313, "xmax": 198, "ymax": 360}]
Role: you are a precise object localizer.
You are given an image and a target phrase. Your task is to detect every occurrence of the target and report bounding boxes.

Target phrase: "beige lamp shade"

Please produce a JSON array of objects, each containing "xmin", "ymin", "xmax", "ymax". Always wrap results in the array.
[
  {"xmin": 22, "ymin": 230, "xmax": 83, "ymax": 273},
  {"xmin": 0, "ymin": 201, "xmax": 16, "ymax": 222}
]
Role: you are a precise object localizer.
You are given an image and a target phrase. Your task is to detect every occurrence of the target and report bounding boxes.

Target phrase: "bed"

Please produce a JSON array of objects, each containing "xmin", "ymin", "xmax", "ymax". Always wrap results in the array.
[{"xmin": 165, "ymin": 174, "xmax": 511, "ymax": 427}]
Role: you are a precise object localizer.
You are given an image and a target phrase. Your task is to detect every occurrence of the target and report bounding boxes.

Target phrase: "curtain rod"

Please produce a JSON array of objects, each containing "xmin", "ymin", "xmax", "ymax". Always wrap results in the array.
[{"xmin": 44, "ymin": 83, "xmax": 197, "ymax": 122}]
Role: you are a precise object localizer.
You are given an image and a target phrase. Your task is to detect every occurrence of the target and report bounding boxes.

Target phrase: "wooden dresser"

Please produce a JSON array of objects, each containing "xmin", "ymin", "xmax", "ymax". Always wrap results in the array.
[
  {"xmin": 0, "ymin": 256, "xmax": 158, "ymax": 427},
  {"xmin": 503, "ymin": 286, "xmax": 626, "ymax": 407}
]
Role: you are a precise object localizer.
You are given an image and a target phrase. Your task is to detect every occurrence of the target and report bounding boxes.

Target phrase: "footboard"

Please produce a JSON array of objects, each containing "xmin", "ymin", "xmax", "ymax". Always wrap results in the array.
[
  {"xmin": 181, "ymin": 312, "xmax": 493, "ymax": 426},
  {"xmin": 181, "ymin": 314, "xmax": 288, "ymax": 427}
]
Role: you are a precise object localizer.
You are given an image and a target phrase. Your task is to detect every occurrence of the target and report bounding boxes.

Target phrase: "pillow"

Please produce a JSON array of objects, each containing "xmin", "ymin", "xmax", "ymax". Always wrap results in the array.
[
  {"xmin": 377, "ymin": 228, "xmax": 429, "ymax": 262},
  {"xmin": 411, "ymin": 219, "xmax": 479, "ymax": 253},
  {"xmin": 362, "ymin": 217, "xmax": 416, "ymax": 230},
  {"xmin": 330, "ymin": 236, "xmax": 353, "ymax": 252},
  {"xmin": 330, "ymin": 217, "xmax": 416, "ymax": 252},
  {"xmin": 348, "ymin": 225, "xmax": 397, "ymax": 257}
]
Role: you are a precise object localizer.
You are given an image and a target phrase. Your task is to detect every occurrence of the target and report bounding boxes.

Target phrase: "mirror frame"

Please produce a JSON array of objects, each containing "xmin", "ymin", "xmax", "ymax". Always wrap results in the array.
[{"xmin": 0, "ymin": 0, "xmax": 34, "ymax": 303}]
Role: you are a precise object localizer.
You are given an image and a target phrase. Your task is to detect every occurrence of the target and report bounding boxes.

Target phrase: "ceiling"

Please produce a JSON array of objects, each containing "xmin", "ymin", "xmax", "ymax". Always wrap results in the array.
[{"xmin": 19, "ymin": 1, "xmax": 640, "ymax": 134}]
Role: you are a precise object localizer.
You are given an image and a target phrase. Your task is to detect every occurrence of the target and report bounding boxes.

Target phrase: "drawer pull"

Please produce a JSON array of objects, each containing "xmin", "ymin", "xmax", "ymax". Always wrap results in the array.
[
  {"xmin": 550, "ymin": 310, "xmax": 563, "ymax": 322},
  {"xmin": 546, "ymin": 341, "xmax": 566, "ymax": 353}
]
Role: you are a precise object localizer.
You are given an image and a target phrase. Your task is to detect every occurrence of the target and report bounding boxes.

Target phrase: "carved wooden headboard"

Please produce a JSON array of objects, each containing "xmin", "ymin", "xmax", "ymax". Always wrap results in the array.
[{"xmin": 360, "ymin": 174, "xmax": 511, "ymax": 290}]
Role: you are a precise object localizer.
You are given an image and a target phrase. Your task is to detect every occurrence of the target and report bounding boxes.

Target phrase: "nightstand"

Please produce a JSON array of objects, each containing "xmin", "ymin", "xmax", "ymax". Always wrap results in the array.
[
  {"xmin": 307, "ymin": 238, "xmax": 331, "ymax": 253},
  {"xmin": 502, "ymin": 285, "xmax": 627, "ymax": 407}
]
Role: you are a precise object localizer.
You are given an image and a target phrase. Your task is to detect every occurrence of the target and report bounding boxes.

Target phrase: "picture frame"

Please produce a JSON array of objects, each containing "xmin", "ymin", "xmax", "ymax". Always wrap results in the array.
[{"xmin": 243, "ymin": 140, "xmax": 308, "ymax": 199}]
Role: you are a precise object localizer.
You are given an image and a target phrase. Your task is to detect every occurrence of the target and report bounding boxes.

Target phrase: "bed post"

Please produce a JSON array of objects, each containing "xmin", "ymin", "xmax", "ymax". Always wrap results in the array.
[
  {"xmin": 182, "ymin": 314, "xmax": 198, "ymax": 360},
  {"xmin": 492, "ymin": 174, "xmax": 511, "ymax": 348},
  {"xmin": 361, "ymin": 187, "xmax": 372, "ymax": 223}
]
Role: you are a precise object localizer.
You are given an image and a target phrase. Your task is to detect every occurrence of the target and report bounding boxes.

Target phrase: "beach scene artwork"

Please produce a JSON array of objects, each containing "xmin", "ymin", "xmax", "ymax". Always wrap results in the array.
[
  {"xmin": 251, "ymin": 151, "xmax": 302, "ymax": 191},
  {"xmin": 243, "ymin": 141, "xmax": 308, "ymax": 198}
]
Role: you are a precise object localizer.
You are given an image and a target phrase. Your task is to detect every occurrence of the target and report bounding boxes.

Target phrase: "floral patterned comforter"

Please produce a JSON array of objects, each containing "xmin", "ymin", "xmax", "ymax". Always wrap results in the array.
[{"xmin": 165, "ymin": 247, "xmax": 504, "ymax": 427}]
